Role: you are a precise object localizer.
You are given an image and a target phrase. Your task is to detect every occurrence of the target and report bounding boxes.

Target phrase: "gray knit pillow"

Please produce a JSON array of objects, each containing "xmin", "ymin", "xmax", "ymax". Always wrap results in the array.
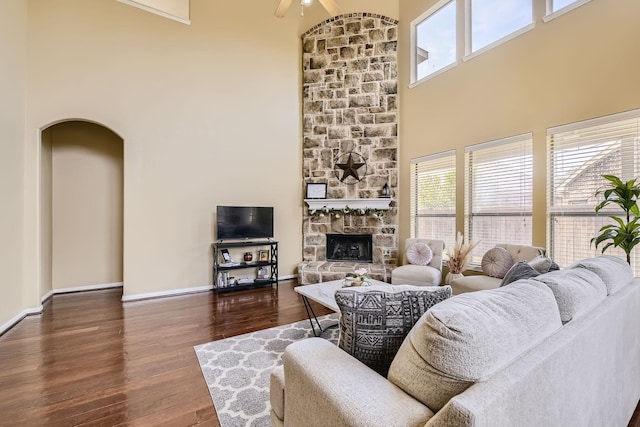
[
  {"xmin": 528, "ymin": 255, "xmax": 560, "ymax": 274},
  {"xmin": 500, "ymin": 261, "xmax": 540, "ymax": 286},
  {"xmin": 335, "ymin": 285, "xmax": 452, "ymax": 376},
  {"xmin": 481, "ymin": 247, "xmax": 514, "ymax": 278}
]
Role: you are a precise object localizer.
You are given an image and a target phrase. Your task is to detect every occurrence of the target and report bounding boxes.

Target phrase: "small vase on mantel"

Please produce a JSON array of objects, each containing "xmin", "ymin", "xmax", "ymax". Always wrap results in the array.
[{"xmin": 444, "ymin": 272, "xmax": 464, "ymax": 285}]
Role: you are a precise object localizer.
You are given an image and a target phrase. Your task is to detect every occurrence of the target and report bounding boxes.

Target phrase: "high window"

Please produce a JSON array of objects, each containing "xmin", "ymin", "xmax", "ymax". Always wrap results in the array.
[
  {"xmin": 465, "ymin": 134, "xmax": 533, "ymax": 262},
  {"xmin": 547, "ymin": 109, "xmax": 640, "ymax": 274},
  {"xmin": 411, "ymin": 0, "xmax": 457, "ymax": 84},
  {"xmin": 410, "ymin": 150, "xmax": 457, "ymax": 254},
  {"xmin": 545, "ymin": 0, "xmax": 592, "ymax": 18},
  {"xmin": 466, "ymin": 0, "xmax": 533, "ymax": 54}
]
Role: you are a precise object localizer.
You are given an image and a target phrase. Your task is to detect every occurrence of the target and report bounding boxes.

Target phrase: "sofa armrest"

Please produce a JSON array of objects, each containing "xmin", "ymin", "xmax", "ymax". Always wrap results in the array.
[{"xmin": 280, "ymin": 337, "xmax": 434, "ymax": 427}]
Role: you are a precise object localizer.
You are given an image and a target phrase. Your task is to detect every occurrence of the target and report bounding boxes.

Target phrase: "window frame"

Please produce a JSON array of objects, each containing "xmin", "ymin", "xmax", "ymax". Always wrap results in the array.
[
  {"xmin": 463, "ymin": 0, "xmax": 535, "ymax": 61},
  {"xmin": 464, "ymin": 133, "xmax": 534, "ymax": 263},
  {"xmin": 546, "ymin": 109, "xmax": 640, "ymax": 274},
  {"xmin": 410, "ymin": 0, "xmax": 458, "ymax": 87},
  {"xmin": 410, "ymin": 149, "xmax": 457, "ymax": 255},
  {"xmin": 543, "ymin": 0, "xmax": 593, "ymax": 23}
]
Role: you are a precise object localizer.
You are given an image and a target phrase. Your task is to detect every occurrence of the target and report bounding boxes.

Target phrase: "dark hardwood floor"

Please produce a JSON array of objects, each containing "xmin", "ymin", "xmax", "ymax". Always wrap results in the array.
[
  {"xmin": 0, "ymin": 280, "xmax": 331, "ymax": 426},
  {"xmin": 0, "ymin": 280, "xmax": 638, "ymax": 426}
]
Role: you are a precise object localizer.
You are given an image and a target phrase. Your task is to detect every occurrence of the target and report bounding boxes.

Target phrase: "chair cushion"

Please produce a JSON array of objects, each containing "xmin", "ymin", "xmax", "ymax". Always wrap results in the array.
[
  {"xmin": 481, "ymin": 247, "xmax": 514, "ymax": 278},
  {"xmin": 335, "ymin": 285, "xmax": 452, "ymax": 376},
  {"xmin": 391, "ymin": 264, "xmax": 442, "ymax": 286},
  {"xmin": 566, "ymin": 255, "xmax": 633, "ymax": 295},
  {"xmin": 405, "ymin": 243, "xmax": 433, "ymax": 266},
  {"xmin": 388, "ymin": 280, "xmax": 562, "ymax": 412},
  {"xmin": 533, "ymin": 268, "xmax": 607, "ymax": 323}
]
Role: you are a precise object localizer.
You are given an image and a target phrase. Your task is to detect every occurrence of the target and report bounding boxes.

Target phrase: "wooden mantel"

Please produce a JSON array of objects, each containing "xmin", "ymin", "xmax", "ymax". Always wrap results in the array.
[{"xmin": 304, "ymin": 198, "xmax": 392, "ymax": 211}]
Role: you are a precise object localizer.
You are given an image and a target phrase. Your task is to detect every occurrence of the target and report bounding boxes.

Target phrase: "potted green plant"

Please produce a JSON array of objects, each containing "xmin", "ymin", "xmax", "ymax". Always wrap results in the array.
[{"xmin": 591, "ymin": 175, "xmax": 640, "ymax": 264}]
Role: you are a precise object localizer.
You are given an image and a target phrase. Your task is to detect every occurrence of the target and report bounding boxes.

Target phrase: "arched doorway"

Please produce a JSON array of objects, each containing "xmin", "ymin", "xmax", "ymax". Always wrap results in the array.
[{"xmin": 40, "ymin": 120, "xmax": 124, "ymax": 297}]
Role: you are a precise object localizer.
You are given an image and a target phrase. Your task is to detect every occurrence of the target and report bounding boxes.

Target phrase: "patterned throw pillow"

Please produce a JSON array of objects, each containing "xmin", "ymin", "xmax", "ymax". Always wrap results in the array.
[
  {"xmin": 335, "ymin": 285, "xmax": 452, "ymax": 376},
  {"xmin": 405, "ymin": 243, "xmax": 433, "ymax": 266},
  {"xmin": 481, "ymin": 247, "xmax": 514, "ymax": 279}
]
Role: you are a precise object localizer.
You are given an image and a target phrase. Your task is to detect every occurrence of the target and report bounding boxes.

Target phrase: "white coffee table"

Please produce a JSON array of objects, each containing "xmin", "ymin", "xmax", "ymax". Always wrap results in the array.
[{"xmin": 295, "ymin": 278, "xmax": 388, "ymax": 336}]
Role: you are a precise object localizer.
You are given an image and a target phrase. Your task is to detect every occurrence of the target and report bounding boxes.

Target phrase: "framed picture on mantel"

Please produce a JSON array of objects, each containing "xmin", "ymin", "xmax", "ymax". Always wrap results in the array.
[{"xmin": 306, "ymin": 183, "xmax": 327, "ymax": 199}]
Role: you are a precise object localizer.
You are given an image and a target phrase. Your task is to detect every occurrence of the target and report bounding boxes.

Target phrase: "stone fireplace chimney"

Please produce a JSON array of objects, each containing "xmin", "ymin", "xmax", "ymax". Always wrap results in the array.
[{"xmin": 298, "ymin": 13, "xmax": 399, "ymax": 284}]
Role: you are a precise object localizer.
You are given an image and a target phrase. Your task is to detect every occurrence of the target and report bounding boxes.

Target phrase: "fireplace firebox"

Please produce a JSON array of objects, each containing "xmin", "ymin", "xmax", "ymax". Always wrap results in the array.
[{"xmin": 326, "ymin": 234, "xmax": 373, "ymax": 262}]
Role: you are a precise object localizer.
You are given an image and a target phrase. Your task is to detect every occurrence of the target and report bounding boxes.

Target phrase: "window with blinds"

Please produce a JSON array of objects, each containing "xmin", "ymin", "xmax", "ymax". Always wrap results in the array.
[
  {"xmin": 464, "ymin": 133, "xmax": 533, "ymax": 263},
  {"xmin": 547, "ymin": 109, "xmax": 640, "ymax": 274},
  {"xmin": 410, "ymin": 150, "xmax": 456, "ymax": 255}
]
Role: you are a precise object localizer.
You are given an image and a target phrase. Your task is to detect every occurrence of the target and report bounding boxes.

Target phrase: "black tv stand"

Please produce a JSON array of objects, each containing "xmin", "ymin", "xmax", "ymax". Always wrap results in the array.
[{"xmin": 212, "ymin": 240, "xmax": 278, "ymax": 293}]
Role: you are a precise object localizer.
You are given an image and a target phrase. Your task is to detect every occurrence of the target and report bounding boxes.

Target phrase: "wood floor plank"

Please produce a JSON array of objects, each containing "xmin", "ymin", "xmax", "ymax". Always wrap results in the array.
[{"xmin": 0, "ymin": 279, "xmax": 637, "ymax": 427}]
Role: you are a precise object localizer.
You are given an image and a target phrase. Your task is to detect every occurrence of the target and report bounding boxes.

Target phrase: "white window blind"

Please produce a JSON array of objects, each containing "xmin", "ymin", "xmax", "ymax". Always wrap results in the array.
[
  {"xmin": 465, "ymin": 133, "xmax": 533, "ymax": 262},
  {"xmin": 547, "ymin": 109, "xmax": 640, "ymax": 274},
  {"xmin": 410, "ymin": 150, "xmax": 456, "ymax": 254}
]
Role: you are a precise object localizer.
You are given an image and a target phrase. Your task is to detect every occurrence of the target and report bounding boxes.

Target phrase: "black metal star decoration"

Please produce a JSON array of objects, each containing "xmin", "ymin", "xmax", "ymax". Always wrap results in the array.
[{"xmin": 334, "ymin": 152, "xmax": 367, "ymax": 183}]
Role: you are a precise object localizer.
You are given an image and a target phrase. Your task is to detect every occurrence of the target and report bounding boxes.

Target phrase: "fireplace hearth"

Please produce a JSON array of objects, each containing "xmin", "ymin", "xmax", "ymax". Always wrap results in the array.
[{"xmin": 326, "ymin": 234, "xmax": 373, "ymax": 262}]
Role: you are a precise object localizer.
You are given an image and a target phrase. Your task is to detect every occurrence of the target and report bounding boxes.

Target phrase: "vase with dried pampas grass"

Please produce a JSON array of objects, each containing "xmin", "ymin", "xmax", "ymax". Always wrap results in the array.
[{"xmin": 444, "ymin": 232, "xmax": 480, "ymax": 285}]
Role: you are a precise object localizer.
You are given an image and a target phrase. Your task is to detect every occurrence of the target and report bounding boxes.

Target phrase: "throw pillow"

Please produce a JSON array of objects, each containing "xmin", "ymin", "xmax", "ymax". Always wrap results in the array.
[
  {"xmin": 335, "ymin": 284, "xmax": 452, "ymax": 376},
  {"xmin": 528, "ymin": 255, "xmax": 560, "ymax": 274},
  {"xmin": 405, "ymin": 243, "xmax": 433, "ymax": 266},
  {"xmin": 481, "ymin": 247, "xmax": 514, "ymax": 279},
  {"xmin": 500, "ymin": 261, "xmax": 540, "ymax": 286}
]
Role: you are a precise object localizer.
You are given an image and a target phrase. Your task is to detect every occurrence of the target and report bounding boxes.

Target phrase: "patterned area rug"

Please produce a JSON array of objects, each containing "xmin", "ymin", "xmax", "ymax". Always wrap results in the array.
[{"xmin": 194, "ymin": 314, "xmax": 339, "ymax": 427}]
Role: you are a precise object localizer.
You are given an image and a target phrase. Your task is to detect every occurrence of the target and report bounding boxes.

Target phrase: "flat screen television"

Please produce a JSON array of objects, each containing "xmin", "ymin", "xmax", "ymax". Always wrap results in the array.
[{"xmin": 216, "ymin": 206, "xmax": 274, "ymax": 240}]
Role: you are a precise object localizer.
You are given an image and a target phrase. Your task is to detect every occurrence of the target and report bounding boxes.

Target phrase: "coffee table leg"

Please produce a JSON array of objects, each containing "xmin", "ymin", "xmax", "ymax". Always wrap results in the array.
[{"xmin": 301, "ymin": 296, "xmax": 324, "ymax": 337}]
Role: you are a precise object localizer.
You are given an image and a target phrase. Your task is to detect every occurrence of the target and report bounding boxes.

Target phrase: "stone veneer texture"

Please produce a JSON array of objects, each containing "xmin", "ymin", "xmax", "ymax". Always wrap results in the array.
[{"xmin": 300, "ymin": 13, "xmax": 399, "ymax": 283}]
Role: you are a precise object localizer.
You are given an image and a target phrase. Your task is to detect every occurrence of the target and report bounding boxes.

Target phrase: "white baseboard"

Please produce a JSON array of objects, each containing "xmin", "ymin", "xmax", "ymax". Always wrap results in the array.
[
  {"xmin": 121, "ymin": 284, "xmax": 214, "ymax": 302},
  {"xmin": 279, "ymin": 274, "xmax": 296, "ymax": 281},
  {"xmin": 0, "ymin": 305, "xmax": 43, "ymax": 336},
  {"xmin": 41, "ymin": 282, "xmax": 124, "ymax": 303}
]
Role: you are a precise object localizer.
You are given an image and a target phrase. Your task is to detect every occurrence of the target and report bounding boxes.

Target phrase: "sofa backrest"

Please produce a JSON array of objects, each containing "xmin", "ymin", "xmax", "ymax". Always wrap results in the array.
[
  {"xmin": 495, "ymin": 243, "xmax": 545, "ymax": 263},
  {"xmin": 426, "ymin": 277, "xmax": 640, "ymax": 427},
  {"xmin": 387, "ymin": 279, "xmax": 562, "ymax": 413},
  {"xmin": 403, "ymin": 238, "xmax": 445, "ymax": 271}
]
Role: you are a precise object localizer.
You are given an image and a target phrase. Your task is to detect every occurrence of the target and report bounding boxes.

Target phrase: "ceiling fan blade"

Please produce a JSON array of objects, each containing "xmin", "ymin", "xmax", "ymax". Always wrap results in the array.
[
  {"xmin": 318, "ymin": 0, "xmax": 341, "ymax": 17},
  {"xmin": 274, "ymin": 0, "xmax": 293, "ymax": 17}
]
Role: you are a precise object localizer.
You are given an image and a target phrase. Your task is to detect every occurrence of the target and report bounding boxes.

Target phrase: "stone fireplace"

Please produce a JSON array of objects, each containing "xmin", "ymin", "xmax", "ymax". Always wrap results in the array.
[{"xmin": 297, "ymin": 13, "xmax": 399, "ymax": 284}]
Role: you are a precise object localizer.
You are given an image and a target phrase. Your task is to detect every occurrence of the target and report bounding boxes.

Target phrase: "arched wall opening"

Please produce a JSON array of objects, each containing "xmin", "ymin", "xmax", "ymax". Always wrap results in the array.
[{"xmin": 40, "ymin": 120, "xmax": 124, "ymax": 298}]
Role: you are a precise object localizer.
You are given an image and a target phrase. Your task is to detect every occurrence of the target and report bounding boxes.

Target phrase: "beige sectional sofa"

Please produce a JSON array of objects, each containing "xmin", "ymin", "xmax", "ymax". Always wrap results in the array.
[
  {"xmin": 271, "ymin": 256, "xmax": 640, "ymax": 427},
  {"xmin": 450, "ymin": 243, "xmax": 545, "ymax": 295}
]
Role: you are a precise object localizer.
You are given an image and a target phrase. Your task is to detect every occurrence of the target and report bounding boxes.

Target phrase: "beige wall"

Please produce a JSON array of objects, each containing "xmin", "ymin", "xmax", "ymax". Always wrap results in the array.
[
  {"xmin": 398, "ymin": 0, "xmax": 640, "ymax": 248},
  {"xmin": 0, "ymin": 0, "xmax": 27, "ymax": 327},
  {"xmin": 23, "ymin": 0, "xmax": 399, "ymax": 299},
  {"xmin": 40, "ymin": 129, "xmax": 53, "ymax": 298},
  {"xmin": 49, "ymin": 121, "xmax": 124, "ymax": 289}
]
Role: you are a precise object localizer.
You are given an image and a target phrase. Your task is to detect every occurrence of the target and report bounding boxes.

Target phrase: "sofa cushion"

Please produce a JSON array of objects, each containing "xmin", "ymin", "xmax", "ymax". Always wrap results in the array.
[
  {"xmin": 566, "ymin": 255, "xmax": 633, "ymax": 295},
  {"xmin": 481, "ymin": 247, "xmax": 514, "ymax": 278},
  {"xmin": 387, "ymin": 280, "xmax": 562, "ymax": 412},
  {"xmin": 335, "ymin": 284, "xmax": 452, "ymax": 376},
  {"xmin": 532, "ymin": 268, "xmax": 607, "ymax": 323},
  {"xmin": 405, "ymin": 242, "xmax": 433, "ymax": 266},
  {"xmin": 500, "ymin": 261, "xmax": 540, "ymax": 286}
]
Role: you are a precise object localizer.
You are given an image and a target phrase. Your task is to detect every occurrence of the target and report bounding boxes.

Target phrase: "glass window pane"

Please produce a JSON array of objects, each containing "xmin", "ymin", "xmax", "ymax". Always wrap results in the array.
[
  {"xmin": 465, "ymin": 134, "xmax": 533, "ymax": 261},
  {"xmin": 552, "ymin": 0, "xmax": 578, "ymax": 12},
  {"xmin": 415, "ymin": 0, "xmax": 456, "ymax": 81},
  {"xmin": 411, "ymin": 151, "xmax": 457, "ymax": 254},
  {"xmin": 470, "ymin": 0, "xmax": 532, "ymax": 52},
  {"xmin": 547, "ymin": 110, "xmax": 640, "ymax": 275}
]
